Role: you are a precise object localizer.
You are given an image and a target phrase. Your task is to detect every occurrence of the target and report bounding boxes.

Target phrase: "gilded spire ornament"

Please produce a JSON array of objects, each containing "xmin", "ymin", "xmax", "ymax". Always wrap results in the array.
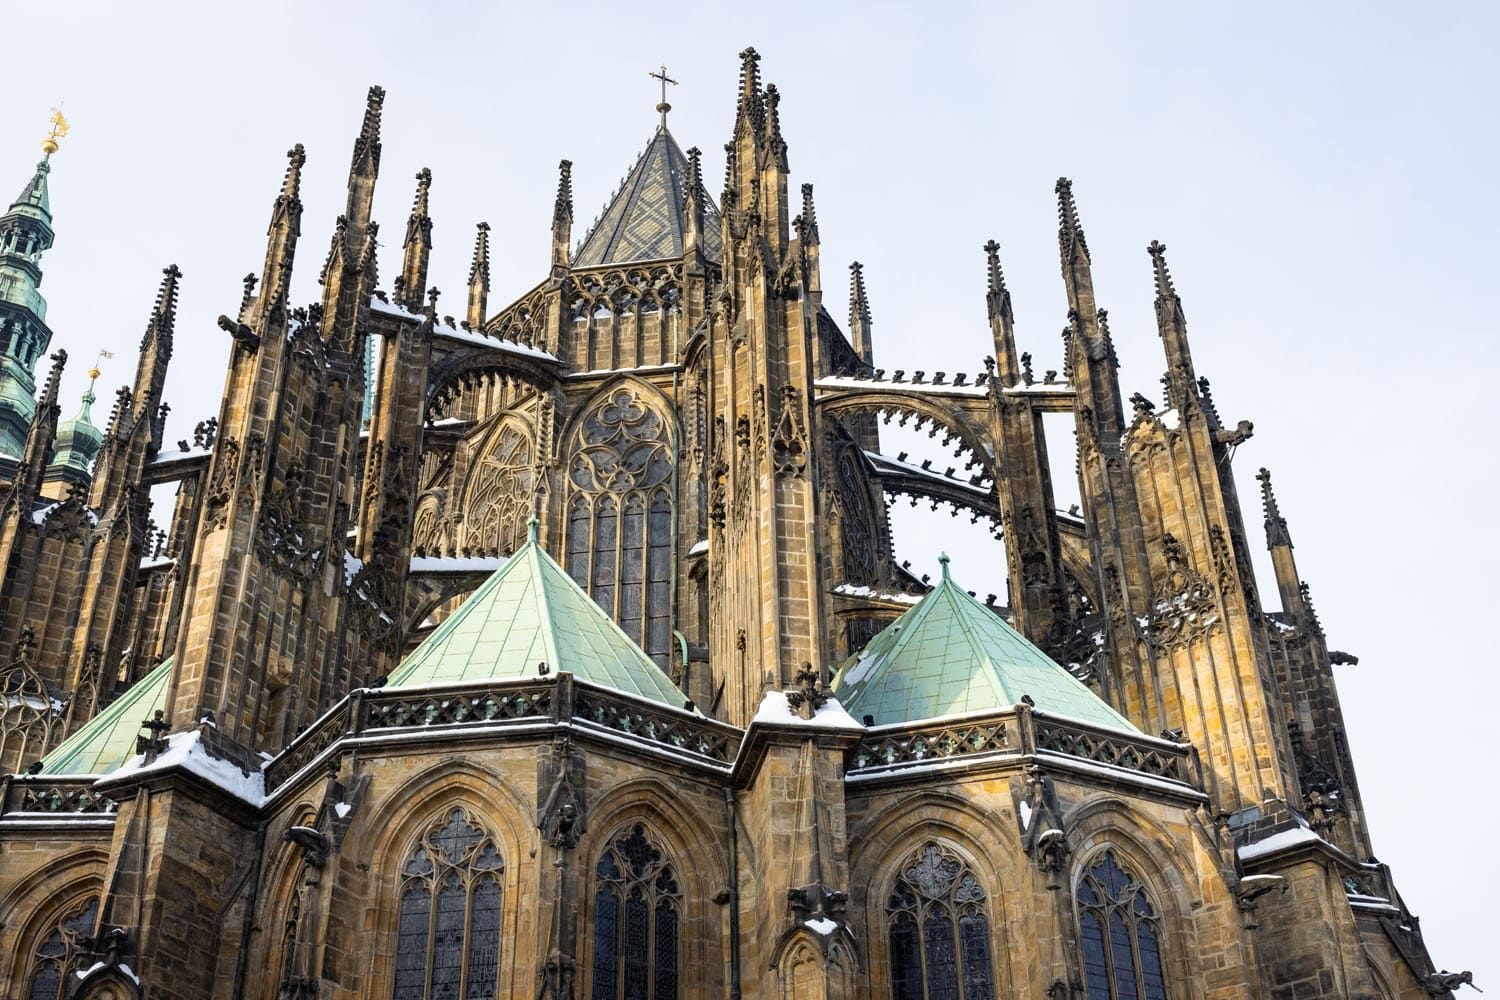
[
  {"xmin": 648, "ymin": 64, "xmax": 677, "ymax": 126},
  {"xmin": 41, "ymin": 107, "xmax": 69, "ymax": 157}
]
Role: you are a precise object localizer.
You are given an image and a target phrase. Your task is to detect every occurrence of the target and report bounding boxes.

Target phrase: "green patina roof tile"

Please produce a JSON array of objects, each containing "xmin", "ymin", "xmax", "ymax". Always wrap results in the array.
[
  {"xmin": 388, "ymin": 531, "xmax": 690, "ymax": 710},
  {"xmin": 40, "ymin": 656, "xmax": 173, "ymax": 776},
  {"xmin": 832, "ymin": 559, "xmax": 1135, "ymax": 732}
]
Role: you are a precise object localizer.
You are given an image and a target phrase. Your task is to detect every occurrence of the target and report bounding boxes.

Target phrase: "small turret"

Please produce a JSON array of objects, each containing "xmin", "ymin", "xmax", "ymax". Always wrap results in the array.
[
  {"xmin": 466, "ymin": 222, "xmax": 490, "ymax": 331},
  {"xmin": 42, "ymin": 366, "xmax": 103, "ymax": 498}
]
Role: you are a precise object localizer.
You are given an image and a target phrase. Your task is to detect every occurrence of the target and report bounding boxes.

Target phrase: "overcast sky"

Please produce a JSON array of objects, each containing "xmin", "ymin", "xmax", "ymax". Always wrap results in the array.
[{"xmin": 4, "ymin": 0, "xmax": 1493, "ymax": 980}]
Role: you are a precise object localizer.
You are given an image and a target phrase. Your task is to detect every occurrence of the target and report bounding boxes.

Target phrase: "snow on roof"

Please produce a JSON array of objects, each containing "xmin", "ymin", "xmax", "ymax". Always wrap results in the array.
[
  {"xmin": 107, "ymin": 730, "xmax": 265, "ymax": 808},
  {"xmin": 814, "ymin": 375, "xmax": 990, "ymax": 398},
  {"xmin": 1237, "ymin": 825, "xmax": 1326, "ymax": 862},
  {"xmin": 751, "ymin": 691, "xmax": 864, "ymax": 730}
]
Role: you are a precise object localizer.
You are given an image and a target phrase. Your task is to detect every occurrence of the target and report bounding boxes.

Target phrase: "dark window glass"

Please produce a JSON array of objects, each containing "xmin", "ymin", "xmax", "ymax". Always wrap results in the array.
[
  {"xmin": 390, "ymin": 808, "xmax": 504, "ymax": 1000},
  {"xmin": 885, "ymin": 843, "xmax": 995, "ymax": 999},
  {"xmin": 1076, "ymin": 851, "xmax": 1169, "ymax": 1000},
  {"xmin": 566, "ymin": 388, "xmax": 676, "ymax": 668},
  {"xmin": 593, "ymin": 824, "xmax": 680, "ymax": 1000},
  {"xmin": 26, "ymin": 897, "xmax": 97, "ymax": 1000}
]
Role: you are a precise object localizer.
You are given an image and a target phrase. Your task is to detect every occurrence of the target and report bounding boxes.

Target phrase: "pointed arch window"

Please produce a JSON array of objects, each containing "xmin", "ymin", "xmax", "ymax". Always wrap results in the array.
[
  {"xmin": 1076, "ymin": 851, "xmax": 1168, "ymax": 1000},
  {"xmin": 391, "ymin": 808, "xmax": 504, "ymax": 1000},
  {"xmin": 886, "ymin": 842, "xmax": 995, "ymax": 1000},
  {"xmin": 26, "ymin": 896, "xmax": 98, "ymax": 1000},
  {"xmin": 565, "ymin": 388, "xmax": 675, "ymax": 667},
  {"xmin": 463, "ymin": 420, "xmax": 534, "ymax": 557},
  {"xmin": 591, "ymin": 824, "xmax": 680, "ymax": 1000}
]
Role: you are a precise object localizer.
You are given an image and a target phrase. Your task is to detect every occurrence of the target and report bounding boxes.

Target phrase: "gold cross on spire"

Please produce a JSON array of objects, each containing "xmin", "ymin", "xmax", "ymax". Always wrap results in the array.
[{"xmin": 648, "ymin": 64, "xmax": 677, "ymax": 127}]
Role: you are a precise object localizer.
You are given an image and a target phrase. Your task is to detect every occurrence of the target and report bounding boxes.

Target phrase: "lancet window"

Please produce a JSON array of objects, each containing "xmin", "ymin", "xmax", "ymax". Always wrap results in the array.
[
  {"xmin": 1076, "ymin": 851, "xmax": 1168, "ymax": 1000},
  {"xmin": 463, "ymin": 420, "xmax": 534, "ymax": 557},
  {"xmin": 591, "ymin": 823, "xmax": 681, "ymax": 1000},
  {"xmin": 25, "ymin": 897, "xmax": 98, "ymax": 1000},
  {"xmin": 886, "ymin": 842, "xmax": 996, "ymax": 1000},
  {"xmin": 391, "ymin": 808, "xmax": 505, "ymax": 1000},
  {"xmin": 565, "ymin": 388, "xmax": 674, "ymax": 666}
]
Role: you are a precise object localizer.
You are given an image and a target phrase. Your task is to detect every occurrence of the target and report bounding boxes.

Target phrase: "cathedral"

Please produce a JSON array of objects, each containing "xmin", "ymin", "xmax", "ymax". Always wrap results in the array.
[{"xmin": 0, "ymin": 48, "xmax": 1469, "ymax": 1000}]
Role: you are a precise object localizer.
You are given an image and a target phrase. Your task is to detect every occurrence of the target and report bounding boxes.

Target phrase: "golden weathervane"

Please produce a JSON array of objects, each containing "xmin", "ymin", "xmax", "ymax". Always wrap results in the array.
[{"xmin": 41, "ymin": 107, "xmax": 69, "ymax": 156}]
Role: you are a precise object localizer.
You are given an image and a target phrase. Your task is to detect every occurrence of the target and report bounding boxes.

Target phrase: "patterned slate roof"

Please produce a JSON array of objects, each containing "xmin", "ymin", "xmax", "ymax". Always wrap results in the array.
[
  {"xmin": 40, "ymin": 656, "xmax": 173, "ymax": 775},
  {"xmin": 832, "ymin": 560, "xmax": 1137, "ymax": 732},
  {"xmin": 573, "ymin": 125, "xmax": 723, "ymax": 268},
  {"xmin": 388, "ymin": 529, "xmax": 691, "ymax": 709}
]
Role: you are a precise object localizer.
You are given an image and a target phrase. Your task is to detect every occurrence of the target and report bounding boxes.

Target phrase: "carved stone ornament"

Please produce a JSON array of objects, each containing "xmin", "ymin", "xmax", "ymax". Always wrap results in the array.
[
  {"xmin": 770, "ymin": 385, "xmax": 807, "ymax": 478},
  {"xmin": 1146, "ymin": 534, "xmax": 1220, "ymax": 649}
]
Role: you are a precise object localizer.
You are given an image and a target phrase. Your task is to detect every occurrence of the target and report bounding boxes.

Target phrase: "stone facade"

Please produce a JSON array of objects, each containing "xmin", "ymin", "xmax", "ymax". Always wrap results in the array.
[{"xmin": 0, "ymin": 47, "xmax": 1467, "ymax": 1000}]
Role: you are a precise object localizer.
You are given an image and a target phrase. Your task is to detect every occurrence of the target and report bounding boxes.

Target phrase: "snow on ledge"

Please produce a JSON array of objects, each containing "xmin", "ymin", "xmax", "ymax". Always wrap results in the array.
[
  {"xmin": 804, "ymin": 916, "xmax": 839, "ymax": 936},
  {"xmin": 1237, "ymin": 825, "xmax": 1325, "ymax": 862},
  {"xmin": 109, "ymin": 731, "xmax": 265, "ymax": 807},
  {"xmin": 832, "ymin": 582, "xmax": 922, "ymax": 606},
  {"xmin": 409, "ymin": 555, "xmax": 507, "ymax": 574},
  {"xmin": 752, "ymin": 691, "xmax": 865, "ymax": 730}
]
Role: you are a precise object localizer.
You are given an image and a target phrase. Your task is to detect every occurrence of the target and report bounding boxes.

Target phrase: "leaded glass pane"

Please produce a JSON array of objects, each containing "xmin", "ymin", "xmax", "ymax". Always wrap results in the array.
[
  {"xmin": 1137, "ymin": 921, "xmax": 1167, "ymax": 1000},
  {"xmin": 430, "ymin": 872, "xmax": 466, "ymax": 999},
  {"xmin": 393, "ymin": 883, "xmax": 431, "ymax": 1000},
  {"xmin": 923, "ymin": 910, "xmax": 961, "ymax": 1000},
  {"xmin": 653, "ymin": 901, "xmax": 678, "ymax": 1000},
  {"xmin": 885, "ymin": 843, "xmax": 994, "ymax": 1000},
  {"xmin": 27, "ymin": 962, "xmax": 60, "ymax": 1000},
  {"xmin": 465, "ymin": 876, "xmax": 502, "ymax": 999},
  {"xmin": 592, "ymin": 887, "xmax": 619, "ymax": 1000},
  {"xmin": 27, "ymin": 898, "xmax": 98, "ymax": 1000},
  {"xmin": 623, "ymin": 889, "xmax": 649, "ymax": 1000},
  {"xmin": 889, "ymin": 914, "xmax": 923, "ymax": 1000},
  {"xmin": 1076, "ymin": 852, "xmax": 1169, "ymax": 1000},
  {"xmin": 1080, "ymin": 910, "xmax": 1110, "ymax": 1000},
  {"xmin": 566, "ymin": 389, "xmax": 675, "ymax": 658},
  {"xmin": 391, "ymin": 809, "xmax": 504, "ymax": 1000},
  {"xmin": 959, "ymin": 911, "xmax": 995, "ymax": 1000},
  {"xmin": 593, "ymin": 826, "xmax": 680, "ymax": 1000}
]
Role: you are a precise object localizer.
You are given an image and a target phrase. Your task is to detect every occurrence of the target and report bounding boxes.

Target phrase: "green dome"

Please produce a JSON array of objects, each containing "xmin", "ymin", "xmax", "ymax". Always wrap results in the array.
[
  {"xmin": 832, "ymin": 557, "xmax": 1136, "ymax": 732},
  {"xmin": 47, "ymin": 388, "xmax": 102, "ymax": 481}
]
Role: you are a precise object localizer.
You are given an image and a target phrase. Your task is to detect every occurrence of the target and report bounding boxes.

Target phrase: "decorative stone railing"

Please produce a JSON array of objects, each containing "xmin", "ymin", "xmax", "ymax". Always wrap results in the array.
[
  {"xmin": 847, "ymin": 705, "xmax": 1195, "ymax": 789},
  {"xmin": 263, "ymin": 675, "xmax": 739, "ymax": 794},
  {"xmin": 0, "ymin": 775, "xmax": 118, "ymax": 817}
]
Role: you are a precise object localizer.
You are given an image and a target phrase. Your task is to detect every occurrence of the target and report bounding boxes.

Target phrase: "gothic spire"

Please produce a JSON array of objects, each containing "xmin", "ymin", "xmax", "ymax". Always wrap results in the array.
[
  {"xmin": 551, "ymin": 159, "xmax": 573, "ymax": 275},
  {"xmin": 345, "ymin": 85, "xmax": 385, "ymax": 230},
  {"xmin": 683, "ymin": 146, "xmax": 706, "ymax": 262},
  {"xmin": 984, "ymin": 241, "xmax": 1021, "ymax": 387},
  {"xmin": 1257, "ymin": 467, "xmax": 1293, "ymax": 549},
  {"xmin": 467, "ymin": 222, "xmax": 491, "ymax": 331},
  {"xmin": 848, "ymin": 261, "xmax": 873, "ymax": 367},
  {"xmin": 255, "ymin": 144, "xmax": 305, "ymax": 320},
  {"xmin": 800, "ymin": 183, "xmax": 819, "ymax": 246},
  {"xmin": 764, "ymin": 83, "xmax": 789, "ymax": 168},
  {"xmin": 12, "ymin": 349, "xmax": 65, "ymax": 502},
  {"xmin": 398, "ymin": 168, "xmax": 433, "ymax": 311},
  {"xmin": 735, "ymin": 47, "xmax": 764, "ymax": 139},
  {"xmin": 1055, "ymin": 176, "xmax": 1089, "ymax": 264},
  {"xmin": 1148, "ymin": 240, "xmax": 1197, "ymax": 406}
]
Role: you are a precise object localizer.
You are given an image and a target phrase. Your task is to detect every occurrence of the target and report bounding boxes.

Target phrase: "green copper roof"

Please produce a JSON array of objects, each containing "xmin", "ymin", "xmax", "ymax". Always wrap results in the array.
[
  {"xmin": 39, "ymin": 657, "xmax": 172, "ymax": 776},
  {"xmin": 388, "ymin": 529, "xmax": 690, "ymax": 709},
  {"xmin": 8, "ymin": 158, "xmax": 51, "ymax": 221},
  {"xmin": 48, "ymin": 387, "xmax": 102, "ymax": 479},
  {"xmin": 573, "ymin": 125, "xmax": 723, "ymax": 268},
  {"xmin": 832, "ymin": 560, "xmax": 1137, "ymax": 732}
]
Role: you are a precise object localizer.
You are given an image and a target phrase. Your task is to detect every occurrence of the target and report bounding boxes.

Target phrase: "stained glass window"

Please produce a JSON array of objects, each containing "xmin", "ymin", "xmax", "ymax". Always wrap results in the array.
[
  {"xmin": 885, "ymin": 843, "xmax": 995, "ymax": 1000},
  {"xmin": 566, "ymin": 388, "xmax": 675, "ymax": 667},
  {"xmin": 390, "ymin": 808, "xmax": 504, "ymax": 1000},
  {"xmin": 1076, "ymin": 851, "xmax": 1168, "ymax": 1000},
  {"xmin": 462, "ymin": 421, "xmax": 534, "ymax": 557},
  {"xmin": 26, "ymin": 896, "xmax": 97, "ymax": 1000},
  {"xmin": 591, "ymin": 824, "xmax": 680, "ymax": 1000}
]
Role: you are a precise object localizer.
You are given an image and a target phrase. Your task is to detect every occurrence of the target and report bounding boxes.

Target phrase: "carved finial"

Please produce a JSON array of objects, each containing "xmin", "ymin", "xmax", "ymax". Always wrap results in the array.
[
  {"xmin": 351, "ymin": 85, "xmax": 386, "ymax": 173},
  {"xmin": 1055, "ymin": 177, "xmax": 1089, "ymax": 260},
  {"xmin": 283, "ymin": 143, "xmax": 307, "ymax": 198},
  {"xmin": 800, "ymin": 184, "xmax": 819, "ymax": 244},
  {"xmin": 553, "ymin": 160, "xmax": 574, "ymax": 229},
  {"xmin": 984, "ymin": 240, "xmax": 1005, "ymax": 294},
  {"xmin": 1257, "ymin": 468, "xmax": 1293, "ymax": 548},
  {"xmin": 764, "ymin": 83, "xmax": 785, "ymax": 150},
  {"xmin": 736, "ymin": 47, "xmax": 764, "ymax": 133},
  {"xmin": 849, "ymin": 261, "xmax": 872, "ymax": 328},
  {"xmin": 1147, "ymin": 239, "xmax": 1175, "ymax": 298},
  {"xmin": 527, "ymin": 515, "xmax": 540, "ymax": 544},
  {"xmin": 938, "ymin": 552, "xmax": 951, "ymax": 580}
]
